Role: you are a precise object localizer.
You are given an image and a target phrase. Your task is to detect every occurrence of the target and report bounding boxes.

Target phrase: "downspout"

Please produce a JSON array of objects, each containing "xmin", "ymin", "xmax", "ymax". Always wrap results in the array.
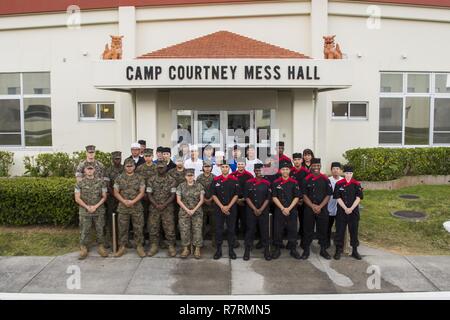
[{"xmin": 313, "ymin": 88, "xmax": 318, "ymax": 152}]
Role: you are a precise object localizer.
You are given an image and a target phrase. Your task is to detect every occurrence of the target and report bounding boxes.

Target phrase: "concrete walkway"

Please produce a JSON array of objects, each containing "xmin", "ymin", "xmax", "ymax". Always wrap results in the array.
[{"xmin": 1, "ymin": 242, "xmax": 449, "ymax": 295}]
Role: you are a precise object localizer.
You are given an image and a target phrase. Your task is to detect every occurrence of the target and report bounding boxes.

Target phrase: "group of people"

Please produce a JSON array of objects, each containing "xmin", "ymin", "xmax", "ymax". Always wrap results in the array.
[{"xmin": 74, "ymin": 140, "xmax": 363, "ymax": 262}]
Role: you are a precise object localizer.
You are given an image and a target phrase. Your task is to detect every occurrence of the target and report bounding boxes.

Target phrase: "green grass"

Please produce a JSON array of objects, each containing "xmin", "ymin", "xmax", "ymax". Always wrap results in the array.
[
  {"xmin": 0, "ymin": 185, "xmax": 449, "ymax": 256},
  {"xmin": 0, "ymin": 226, "xmax": 79, "ymax": 256},
  {"xmin": 360, "ymin": 185, "xmax": 450, "ymax": 255}
]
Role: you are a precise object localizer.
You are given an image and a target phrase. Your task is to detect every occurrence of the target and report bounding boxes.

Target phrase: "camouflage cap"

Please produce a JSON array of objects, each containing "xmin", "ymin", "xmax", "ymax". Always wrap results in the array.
[
  {"xmin": 112, "ymin": 151, "xmax": 122, "ymax": 159},
  {"xmin": 85, "ymin": 145, "xmax": 96, "ymax": 152},
  {"xmin": 85, "ymin": 164, "xmax": 95, "ymax": 169},
  {"xmin": 124, "ymin": 158, "xmax": 135, "ymax": 166},
  {"xmin": 143, "ymin": 148, "xmax": 154, "ymax": 156},
  {"xmin": 202, "ymin": 160, "xmax": 212, "ymax": 167},
  {"xmin": 174, "ymin": 155, "xmax": 184, "ymax": 163},
  {"xmin": 185, "ymin": 168, "xmax": 195, "ymax": 176}
]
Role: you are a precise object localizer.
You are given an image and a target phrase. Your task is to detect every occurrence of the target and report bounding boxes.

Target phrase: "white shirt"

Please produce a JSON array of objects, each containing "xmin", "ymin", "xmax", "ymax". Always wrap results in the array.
[
  {"xmin": 327, "ymin": 176, "xmax": 342, "ymax": 216},
  {"xmin": 245, "ymin": 158, "xmax": 263, "ymax": 177},
  {"xmin": 212, "ymin": 164, "xmax": 222, "ymax": 177},
  {"xmin": 184, "ymin": 158, "xmax": 204, "ymax": 178}
]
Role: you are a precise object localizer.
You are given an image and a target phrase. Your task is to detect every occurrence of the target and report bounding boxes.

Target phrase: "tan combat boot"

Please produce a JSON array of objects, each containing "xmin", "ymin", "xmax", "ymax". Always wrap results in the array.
[
  {"xmin": 194, "ymin": 247, "xmax": 201, "ymax": 259},
  {"xmin": 180, "ymin": 246, "xmax": 190, "ymax": 258},
  {"xmin": 168, "ymin": 245, "xmax": 177, "ymax": 257},
  {"xmin": 97, "ymin": 244, "xmax": 109, "ymax": 258},
  {"xmin": 78, "ymin": 245, "xmax": 88, "ymax": 260},
  {"xmin": 147, "ymin": 243, "xmax": 159, "ymax": 257},
  {"xmin": 114, "ymin": 245, "xmax": 126, "ymax": 258},
  {"xmin": 136, "ymin": 245, "xmax": 146, "ymax": 258}
]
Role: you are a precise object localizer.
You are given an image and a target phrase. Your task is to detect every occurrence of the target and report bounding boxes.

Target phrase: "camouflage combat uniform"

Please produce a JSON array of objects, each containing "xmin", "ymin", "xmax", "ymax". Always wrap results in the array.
[
  {"xmin": 75, "ymin": 177, "xmax": 107, "ymax": 246},
  {"xmin": 176, "ymin": 181, "xmax": 205, "ymax": 247},
  {"xmin": 196, "ymin": 172, "xmax": 216, "ymax": 241},
  {"xmin": 135, "ymin": 162, "xmax": 157, "ymax": 234},
  {"xmin": 114, "ymin": 172, "xmax": 146, "ymax": 246},
  {"xmin": 168, "ymin": 167, "xmax": 186, "ymax": 237},
  {"xmin": 147, "ymin": 173, "xmax": 177, "ymax": 246},
  {"xmin": 76, "ymin": 160, "xmax": 105, "ymax": 180},
  {"xmin": 104, "ymin": 164, "xmax": 123, "ymax": 246}
]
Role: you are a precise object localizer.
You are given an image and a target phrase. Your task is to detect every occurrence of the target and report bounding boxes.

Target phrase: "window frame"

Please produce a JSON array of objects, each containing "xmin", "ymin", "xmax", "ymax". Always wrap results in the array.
[
  {"xmin": 78, "ymin": 102, "xmax": 115, "ymax": 121},
  {"xmin": 331, "ymin": 101, "xmax": 368, "ymax": 120},
  {"xmin": 0, "ymin": 72, "xmax": 52, "ymax": 148},
  {"xmin": 379, "ymin": 72, "xmax": 450, "ymax": 147}
]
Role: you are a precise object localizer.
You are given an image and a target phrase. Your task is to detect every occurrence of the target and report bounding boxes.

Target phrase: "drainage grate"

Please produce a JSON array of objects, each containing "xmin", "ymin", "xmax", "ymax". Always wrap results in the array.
[
  {"xmin": 392, "ymin": 210, "xmax": 426, "ymax": 221},
  {"xmin": 399, "ymin": 194, "xmax": 420, "ymax": 200}
]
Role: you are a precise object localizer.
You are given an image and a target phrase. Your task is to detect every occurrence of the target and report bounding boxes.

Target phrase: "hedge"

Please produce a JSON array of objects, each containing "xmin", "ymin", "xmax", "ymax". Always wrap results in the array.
[
  {"xmin": 0, "ymin": 177, "xmax": 78, "ymax": 226},
  {"xmin": 0, "ymin": 151, "xmax": 14, "ymax": 177},
  {"xmin": 23, "ymin": 150, "xmax": 112, "ymax": 178},
  {"xmin": 343, "ymin": 147, "xmax": 450, "ymax": 181}
]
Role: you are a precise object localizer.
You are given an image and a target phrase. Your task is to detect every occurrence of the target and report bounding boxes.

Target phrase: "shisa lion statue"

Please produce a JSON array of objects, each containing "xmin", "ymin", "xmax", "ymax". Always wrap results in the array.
[
  {"xmin": 323, "ymin": 35, "xmax": 342, "ymax": 59},
  {"xmin": 102, "ymin": 35, "xmax": 124, "ymax": 60}
]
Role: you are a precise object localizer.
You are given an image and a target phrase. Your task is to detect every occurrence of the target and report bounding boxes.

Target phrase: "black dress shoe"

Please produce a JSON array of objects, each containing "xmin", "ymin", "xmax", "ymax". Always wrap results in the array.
[
  {"xmin": 233, "ymin": 241, "xmax": 240, "ymax": 249},
  {"xmin": 301, "ymin": 250, "xmax": 310, "ymax": 260},
  {"xmin": 290, "ymin": 249, "xmax": 302, "ymax": 260},
  {"xmin": 351, "ymin": 248, "xmax": 362, "ymax": 260},
  {"xmin": 243, "ymin": 247, "xmax": 251, "ymax": 261},
  {"xmin": 229, "ymin": 249, "xmax": 237, "ymax": 260},
  {"xmin": 264, "ymin": 247, "xmax": 272, "ymax": 261},
  {"xmin": 213, "ymin": 247, "xmax": 222, "ymax": 260},
  {"xmin": 334, "ymin": 251, "xmax": 341, "ymax": 260},
  {"xmin": 255, "ymin": 241, "xmax": 263, "ymax": 249},
  {"xmin": 320, "ymin": 248, "xmax": 331, "ymax": 260},
  {"xmin": 271, "ymin": 247, "xmax": 281, "ymax": 260}
]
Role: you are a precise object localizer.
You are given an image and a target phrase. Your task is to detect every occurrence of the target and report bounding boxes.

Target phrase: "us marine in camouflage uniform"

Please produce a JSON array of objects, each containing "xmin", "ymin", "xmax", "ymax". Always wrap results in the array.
[
  {"xmin": 113, "ymin": 158, "xmax": 146, "ymax": 258},
  {"xmin": 135, "ymin": 148, "xmax": 156, "ymax": 241},
  {"xmin": 147, "ymin": 160, "xmax": 177, "ymax": 257},
  {"xmin": 74, "ymin": 164, "xmax": 108, "ymax": 260},
  {"xmin": 103, "ymin": 151, "xmax": 123, "ymax": 249},
  {"xmin": 196, "ymin": 160, "xmax": 216, "ymax": 246},
  {"xmin": 168, "ymin": 155, "xmax": 186, "ymax": 240},
  {"xmin": 75, "ymin": 145, "xmax": 105, "ymax": 183},
  {"xmin": 176, "ymin": 168, "xmax": 205, "ymax": 259}
]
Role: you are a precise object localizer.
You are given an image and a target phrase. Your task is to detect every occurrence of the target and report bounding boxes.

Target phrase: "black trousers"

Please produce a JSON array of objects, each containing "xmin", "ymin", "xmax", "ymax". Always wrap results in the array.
[
  {"xmin": 235, "ymin": 201, "xmax": 247, "ymax": 236},
  {"xmin": 215, "ymin": 205, "xmax": 237, "ymax": 247},
  {"xmin": 303, "ymin": 206, "xmax": 329, "ymax": 249},
  {"xmin": 335, "ymin": 211, "xmax": 360, "ymax": 249},
  {"xmin": 273, "ymin": 208, "xmax": 298, "ymax": 248},
  {"xmin": 244, "ymin": 208, "xmax": 269, "ymax": 248},
  {"xmin": 327, "ymin": 215, "xmax": 336, "ymax": 246}
]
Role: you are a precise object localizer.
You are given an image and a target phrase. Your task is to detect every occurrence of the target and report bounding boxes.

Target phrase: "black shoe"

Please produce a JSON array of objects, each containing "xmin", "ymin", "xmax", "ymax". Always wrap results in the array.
[
  {"xmin": 290, "ymin": 249, "xmax": 302, "ymax": 260},
  {"xmin": 213, "ymin": 247, "xmax": 222, "ymax": 260},
  {"xmin": 233, "ymin": 241, "xmax": 240, "ymax": 249},
  {"xmin": 351, "ymin": 247, "xmax": 362, "ymax": 260},
  {"xmin": 229, "ymin": 249, "xmax": 237, "ymax": 260},
  {"xmin": 264, "ymin": 247, "xmax": 272, "ymax": 261},
  {"xmin": 334, "ymin": 249, "xmax": 342, "ymax": 260},
  {"xmin": 271, "ymin": 247, "xmax": 281, "ymax": 260},
  {"xmin": 320, "ymin": 248, "xmax": 331, "ymax": 260},
  {"xmin": 255, "ymin": 241, "xmax": 263, "ymax": 249},
  {"xmin": 301, "ymin": 249, "xmax": 310, "ymax": 260},
  {"xmin": 243, "ymin": 247, "xmax": 251, "ymax": 261}
]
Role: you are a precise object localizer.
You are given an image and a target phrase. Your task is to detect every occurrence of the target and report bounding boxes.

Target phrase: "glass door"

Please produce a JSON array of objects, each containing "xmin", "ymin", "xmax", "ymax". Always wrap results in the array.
[
  {"xmin": 226, "ymin": 111, "xmax": 254, "ymax": 159},
  {"xmin": 193, "ymin": 111, "xmax": 222, "ymax": 152}
]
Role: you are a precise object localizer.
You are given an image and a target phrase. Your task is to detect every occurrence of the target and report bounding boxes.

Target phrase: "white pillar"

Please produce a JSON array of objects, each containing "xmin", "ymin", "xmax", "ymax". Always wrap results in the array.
[
  {"xmin": 118, "ymin": 6, "xmax": 136, "ymax": 59},
  {"xmin": 136, "ymin": 89, "xmax": 158, "ymax": 150},
  {"xmin": 310, "ymin": 0, "xmax": 328, "ymax": 59},
  {"xmin": 292, "ymin": 89, "xmax": 315, "ymax": 152}
]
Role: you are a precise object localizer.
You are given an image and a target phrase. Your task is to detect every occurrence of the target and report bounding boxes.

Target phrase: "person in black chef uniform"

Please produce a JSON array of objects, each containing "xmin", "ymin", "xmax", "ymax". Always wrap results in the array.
[
  {"xmin": 301, "ymin": 158, "xmax": 332, "ymax": 260},
  {"xmin": 210, "ymin": 162, "xmax": 240, "ymax": 260},
  {"xmin": 333, "ymin": 165, "xmax": 364, "ymax": 260},
  {"xmin": 271, "ymin": 160, "xmax": 302, "ymax": 260},
  {"xmin": 243, "ymin": 163, "xmax": 272, "ymax": 261}
]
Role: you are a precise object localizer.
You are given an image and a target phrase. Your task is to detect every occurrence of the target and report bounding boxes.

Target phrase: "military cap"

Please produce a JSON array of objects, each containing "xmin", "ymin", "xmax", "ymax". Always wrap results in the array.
[
  {"xmin": 279, "ymin": 160, "xmax": 291, "ymax": 169},
  {"xmin": 131, "ymin": 142, "xmax": 140, "ymax": 149},
  {"xmin": 331, "ymin": 162, "xmax": 342, "ymax": 169},
  {"xmin": 85, "ymin": 164, "xmax": 95, "ymax": 169},
  {"xmin": 85, "ymin": 145, "xmax": 96, "ymax": 152},
  {"xmin": 156, "ymin": 146, "xmax": 164, "ymax": 153},
  {"xmin": 311, "ymin": 158, "xmax": 321, "ymax": 164},
  {"xmin": 185, "ymin": 168, "xmax": 195, "ymax": 176},
  {"xmin": 162, "ymin": 147, "xmax": 171, "ymax": 154},
  {"xmin": 276, "ymin": 141, "xmax": 285, "ymax": 147},
  {"xmin": 112, "ymin": 151, "xmax": 122, "ymax": 159},
  {"xmin": 174, "ymin": 155, "xmax": 184, "ymax": 163},
  {"xmin": 254, "ymin": 163, "xmax": 264, "ymax": 170},
  {"xmin": 138, "ymin": 139, "xmax": 146, "ymax": 145},
  {"xmin": 156, "ymin": 160, "xmax": 167, "ymax": 168},
  {"xmin": 124, "ymin": 158, "xmax": 135, "ymax": 166},
  {"xmin": 143, "ymin": 148, "xmax": 154, "ymax": 156},
  {"xmin": 292, "ymin": 153, "xmax": 302, "ymax": 159},
  {"xmin": 343, "ymin": 165, "xmax": 353, "ymax": 173},
  {"xmin": 202, "ymin": 160, "xmax": 212, "ymax": 167}
]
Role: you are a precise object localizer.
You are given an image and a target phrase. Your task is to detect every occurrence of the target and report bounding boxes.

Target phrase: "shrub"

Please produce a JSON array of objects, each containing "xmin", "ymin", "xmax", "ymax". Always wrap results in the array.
[
  {"xmin": 343, "ymin": 147, "xmax": 450, "ymax": 181},
  {"xmin": 0, "ymin": 151, "xmax": 14, "ymax": 177},
  {"xmin": 0, "ymin": 177, "xmax": 78, "ymax": 226}
]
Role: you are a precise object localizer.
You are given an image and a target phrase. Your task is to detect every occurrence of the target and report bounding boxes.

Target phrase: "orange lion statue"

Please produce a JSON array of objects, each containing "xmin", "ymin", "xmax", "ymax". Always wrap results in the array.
[
  {"xmin": 323, "ymin": 35, "xmax": 343, "ymax": 59},
  {"xmin": 102, "ymin": 35, "xmax": 124, "ymax": 60}
]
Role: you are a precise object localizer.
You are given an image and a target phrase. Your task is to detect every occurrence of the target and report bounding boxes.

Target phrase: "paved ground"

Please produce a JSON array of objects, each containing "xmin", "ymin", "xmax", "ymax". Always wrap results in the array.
[{"xmin": 1, "ymin": 241, "xmax": 449, "ymax": 295}]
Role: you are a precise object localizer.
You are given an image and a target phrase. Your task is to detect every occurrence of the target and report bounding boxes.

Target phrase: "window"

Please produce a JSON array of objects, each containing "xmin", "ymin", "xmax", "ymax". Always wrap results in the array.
[
  {"xmin": 379, "ymin": 72, "xmax": 450, "ymax": 146},
  {"xmin": 332, "ymin": 102, "xmax": 368, "ymax": 119},
  {"xmin": 79, "ymin": 102, "xmax": 115, "ymax": 120},
  {"xmin": 0, "ymin": 72, "xmax": 52, "ymax": 147}
]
